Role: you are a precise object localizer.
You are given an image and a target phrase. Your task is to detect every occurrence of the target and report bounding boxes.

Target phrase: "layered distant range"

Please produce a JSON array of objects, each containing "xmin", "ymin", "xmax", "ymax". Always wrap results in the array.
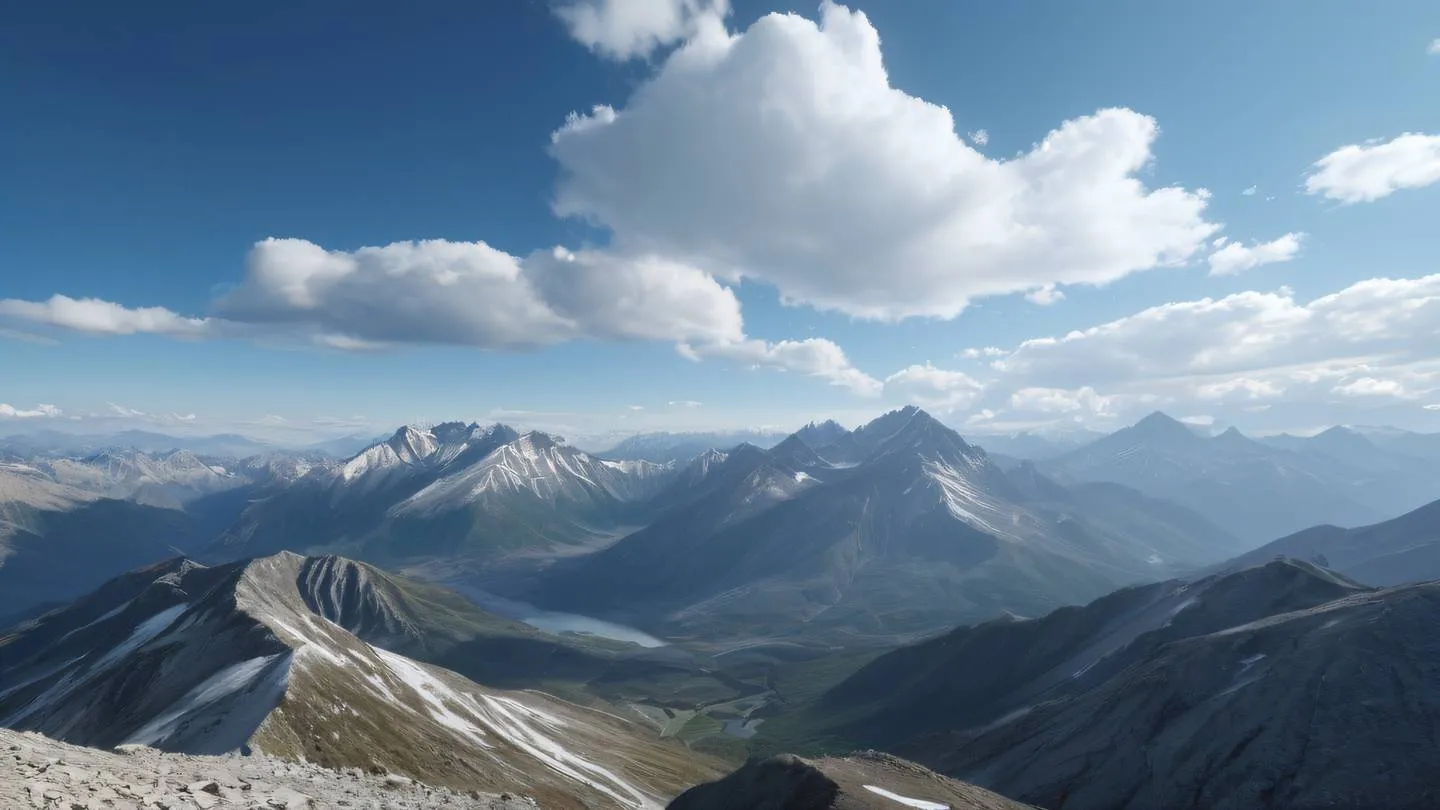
[{"xmin": 5, "ymin": 408, "xmax": 1440, "ymax": 807}]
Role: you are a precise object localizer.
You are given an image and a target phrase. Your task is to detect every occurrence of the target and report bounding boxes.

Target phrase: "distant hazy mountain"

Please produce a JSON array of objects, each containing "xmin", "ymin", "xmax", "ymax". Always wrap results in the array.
[
  {"xmin": 967, "ymin": 426, "xmax": 1106, "ymax": 460},
  {"xmin": 801, "ymin": 559, "xmax": 1440, "ymax": 809},
  {"xmin": 34, "ymin": 448, "xmax": 247, "ymax": 508},
  {"xmin": 1216, "ymin": 497, "xmax": 1440, "ymax": 586},
  {"xmin": 0, "ymin": 429, "xmax": 277, "ymax": 459},
  {"xmin": 595, "ymin": 429, "xmax": 788, "ymax": 463},
  {"xmin": 303, "ymin": 432, "xmax": 388, "ymax": 458},
  {"xmin": 1043, "ymin": 412, "xmax": 1440, "ymax": 542},
  {"xmin": 213, "ymin": 422, "xmax": 678, "ymax": 567},
  {"xmin": 0, "ymin": 552, "xmax": 716, "ymax": 806},
  {"xmin": 530, "ymin": 407, "xmax": 1250, "ymax": 644}
]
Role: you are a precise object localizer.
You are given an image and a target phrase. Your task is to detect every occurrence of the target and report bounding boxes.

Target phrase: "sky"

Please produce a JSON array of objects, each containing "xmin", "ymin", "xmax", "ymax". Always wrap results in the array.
[{"xmin": 3, "ymin": 0, "xmax": 1440, "ymax": 445}]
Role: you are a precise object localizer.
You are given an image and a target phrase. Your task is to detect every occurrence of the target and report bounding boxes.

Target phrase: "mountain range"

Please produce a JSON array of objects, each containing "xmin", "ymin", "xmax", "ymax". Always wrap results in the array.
[
  {"xmin": 1037, "ymin": 412, "xmax": 1440, "ymax": 543},
  {"xmin": 527, "ymin": 407, "xmax": 1250, "ymax": 644}
]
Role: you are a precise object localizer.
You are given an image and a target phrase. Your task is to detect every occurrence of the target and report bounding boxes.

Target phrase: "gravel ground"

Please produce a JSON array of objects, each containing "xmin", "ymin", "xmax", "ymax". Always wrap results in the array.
[{"xmin": 0, "ymin": 728, "xmax": 542, "ymax": 809}]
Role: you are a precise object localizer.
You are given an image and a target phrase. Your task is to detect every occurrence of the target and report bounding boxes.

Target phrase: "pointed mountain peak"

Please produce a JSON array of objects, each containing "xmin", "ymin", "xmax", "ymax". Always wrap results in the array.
[
  {"xmin": 795, "ymin": 419, "xmax": 849, "ymax": 448},
  {"xmin": 387, "ymin": 424, "xmax": 430, "ymax": 445},
  {"xmin": 1314, "ymin": 425, "xmax": 1374, "ymax": 446},
  {"xmin": 770, "ymin": 434, "xmax": 824, "ymax": 468},
  {"xmin": 1128, "ymin": 411, "xmax": 1199, "ymax": 442},
  {"xmin": 1214, "ymin": 426, "xmax": 1251, "ymax": 444},
  {"xmin": 514, "ymin": 430, "xmax": 561, "ymax": 451}
]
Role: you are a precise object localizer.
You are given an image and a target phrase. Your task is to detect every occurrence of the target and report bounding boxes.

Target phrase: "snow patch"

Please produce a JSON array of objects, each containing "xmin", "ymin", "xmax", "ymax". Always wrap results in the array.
[
  {"xmin": 123, "ymin": 653, "xmax": 289, "ymax": 747},
  {"xmin": 862, "ymin": 784, "xmax": 950, "ymax": 809},
  {"xmin": 372, "ymin": 649, "xmax": 492, "ymax": 749}
]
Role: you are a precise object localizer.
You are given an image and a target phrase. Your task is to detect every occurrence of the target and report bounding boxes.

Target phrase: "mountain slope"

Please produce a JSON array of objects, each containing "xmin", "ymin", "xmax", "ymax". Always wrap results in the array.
[
  {"xmin": 0, "ymin": 552, "xmax": 718, "ymax": 808},
  {"xmin": 1046, "ymin": 412, "xmax": 1404, "ymax": 542},
  {"xmin": 532, "ymin": 408, "xmax": 1244, "ymax": 644},
  {"xmin": 0, "ymin": 465, "xmax": 207, "ymax": 618},
  {"xmin": 1217, "ymin": 497, "xmax": 1440, "ymax": 586},
  {"xmin": 791, "ymin": 560, "xmax": 1363, "ymax": 752},
  {"xmin": 914, "ymin": 575, "xmax": 1440, "ymax": 810},
  {"xmin": 776, "ymin": 559, "xmax": 1438, "ymax": 810}
]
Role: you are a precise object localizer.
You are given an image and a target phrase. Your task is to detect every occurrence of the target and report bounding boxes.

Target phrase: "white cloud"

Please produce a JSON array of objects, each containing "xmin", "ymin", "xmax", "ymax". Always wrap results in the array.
[
  {"xmin": 550, "ymin": 2, "xmax": 1218, "ymax": 321},
  {"xmin": 1179, "ymin": 414, "xmax": 1214, "ymax": 427},
  {"xmin": 994, "ymin": 274, "xmax": 1440, "ymax": 389},
  {"xmin": 554, "ymin": 0, "xmax": 728, "ymax": 60},
  {"xmin": 0, "ymin": 295, "xmax": 212, "ymax": 337},
  {"xmin": 1196, "ymin": 377, "xmax": 1284, "ymax": 400},
  {"xmin": 1008, "ymin": 386, "xmax": 1114, "ymax": 415},
  {"xmin": 1241, "ymin": 185, "xmax": 1257, "ymax": 196},
  {"xmin": 916, "ymin": 273, "xmax": 1440, "ymax": 429},
  {"xmin": 1334, "ymin": 377, "xmax": 1409, "ymax": 398},
  {"xmin": 687, "ymin": 337, "xmax": 882, "ymax": 395},
  {"xmin": 1429, "ymin": 38, "xmax": 1440, "ymax": 55},
  {"xmin": 1207, "ymin": 232, "xmax": 1304, "ymax": 276},
  {"xmin": 627, "ymin": 405, "xmax": 645, "ymax": 411},
  {"xmin": 1025, "ymin": 284, "xmax": 1065, "ymax": 305},
  {"xmin": 668, "ymin": 400, "xmax": 703, "ymax": 407},
  {"xmin": 1305, "ymin": 133, "xmax": 1440, "ymax": 203},
  {"xmin": 217, "ymin": 238, "xmax": 744, "ymax": 349},
  {"xmin": 883, "ymin": 364, "xmax": 985, "ymax": 410},
  {"xmin": 968, "ymin": 129, "xmax": 989, "ymax": 146},
  {"xmin": 107, "ymin": 403, "xmax": 146, "ymax": 417},
  {"xmin": 1426, "ymin": 403, "xmax": 1440, "ymax": 411},
  {"xmin": 0, "ymin": 403, "xmax": 61, "ymax": 419}
]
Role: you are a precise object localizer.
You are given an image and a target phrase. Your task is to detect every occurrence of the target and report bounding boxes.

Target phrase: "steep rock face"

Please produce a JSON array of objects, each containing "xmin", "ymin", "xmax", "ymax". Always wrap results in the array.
[
  {"xmin": 0, "ymin": 552, "xmax": 719, "ymax": 809},
  {"xmin": 669, "ymin": 752, "xmax": 1033, "ymax": 810}
]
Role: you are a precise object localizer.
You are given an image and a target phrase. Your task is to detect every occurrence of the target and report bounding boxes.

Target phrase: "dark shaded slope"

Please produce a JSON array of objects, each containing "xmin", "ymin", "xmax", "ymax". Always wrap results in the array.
[
  {"xmin": 670, "ymin": 752, "xmax": 1034, "ymax": 810},
  {"xmin": 921, "ymin": 579, "xmax": 1440, "ymax": 810},
  {"xmin": 0, "ymin": 498, "xmax": 207, "ymax": 617},
  {"xmin": 791, "ymin": 560, "xmax": 1363, "ymax": 751}
]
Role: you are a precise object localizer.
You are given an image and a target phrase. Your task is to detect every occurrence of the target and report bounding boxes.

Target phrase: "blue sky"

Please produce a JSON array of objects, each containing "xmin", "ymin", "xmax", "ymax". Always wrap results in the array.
[{"xmin": 3, "ymin": 0, "xmax": 1439, "ymax": 444}]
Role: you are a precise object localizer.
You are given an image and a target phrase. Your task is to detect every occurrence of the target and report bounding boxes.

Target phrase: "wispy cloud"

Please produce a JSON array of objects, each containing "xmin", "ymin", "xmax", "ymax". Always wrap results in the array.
[
  {"xmin": 0, "ymin": 327, "xmax": 59, "ymax": 345},
  {"xmin": 0, "ymin": 403, "xmax": 61, "ymax": 419}
]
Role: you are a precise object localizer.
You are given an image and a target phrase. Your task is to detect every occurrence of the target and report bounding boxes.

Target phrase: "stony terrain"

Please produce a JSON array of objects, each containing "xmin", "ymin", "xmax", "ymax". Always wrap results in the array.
[{"xmin": 1, "ymin": 728, "xmax": 538, "ymax": 809}]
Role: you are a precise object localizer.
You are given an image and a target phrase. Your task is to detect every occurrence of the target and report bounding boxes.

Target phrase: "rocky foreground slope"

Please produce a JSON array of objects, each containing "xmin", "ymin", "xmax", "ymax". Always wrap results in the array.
[
  {"xmin": 1, "ymin": 727, "xmax": 536, "ymax": 809},
  {"xmin": 0, "ymin": 552, "xmax": 717, "ymax": 809}
]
